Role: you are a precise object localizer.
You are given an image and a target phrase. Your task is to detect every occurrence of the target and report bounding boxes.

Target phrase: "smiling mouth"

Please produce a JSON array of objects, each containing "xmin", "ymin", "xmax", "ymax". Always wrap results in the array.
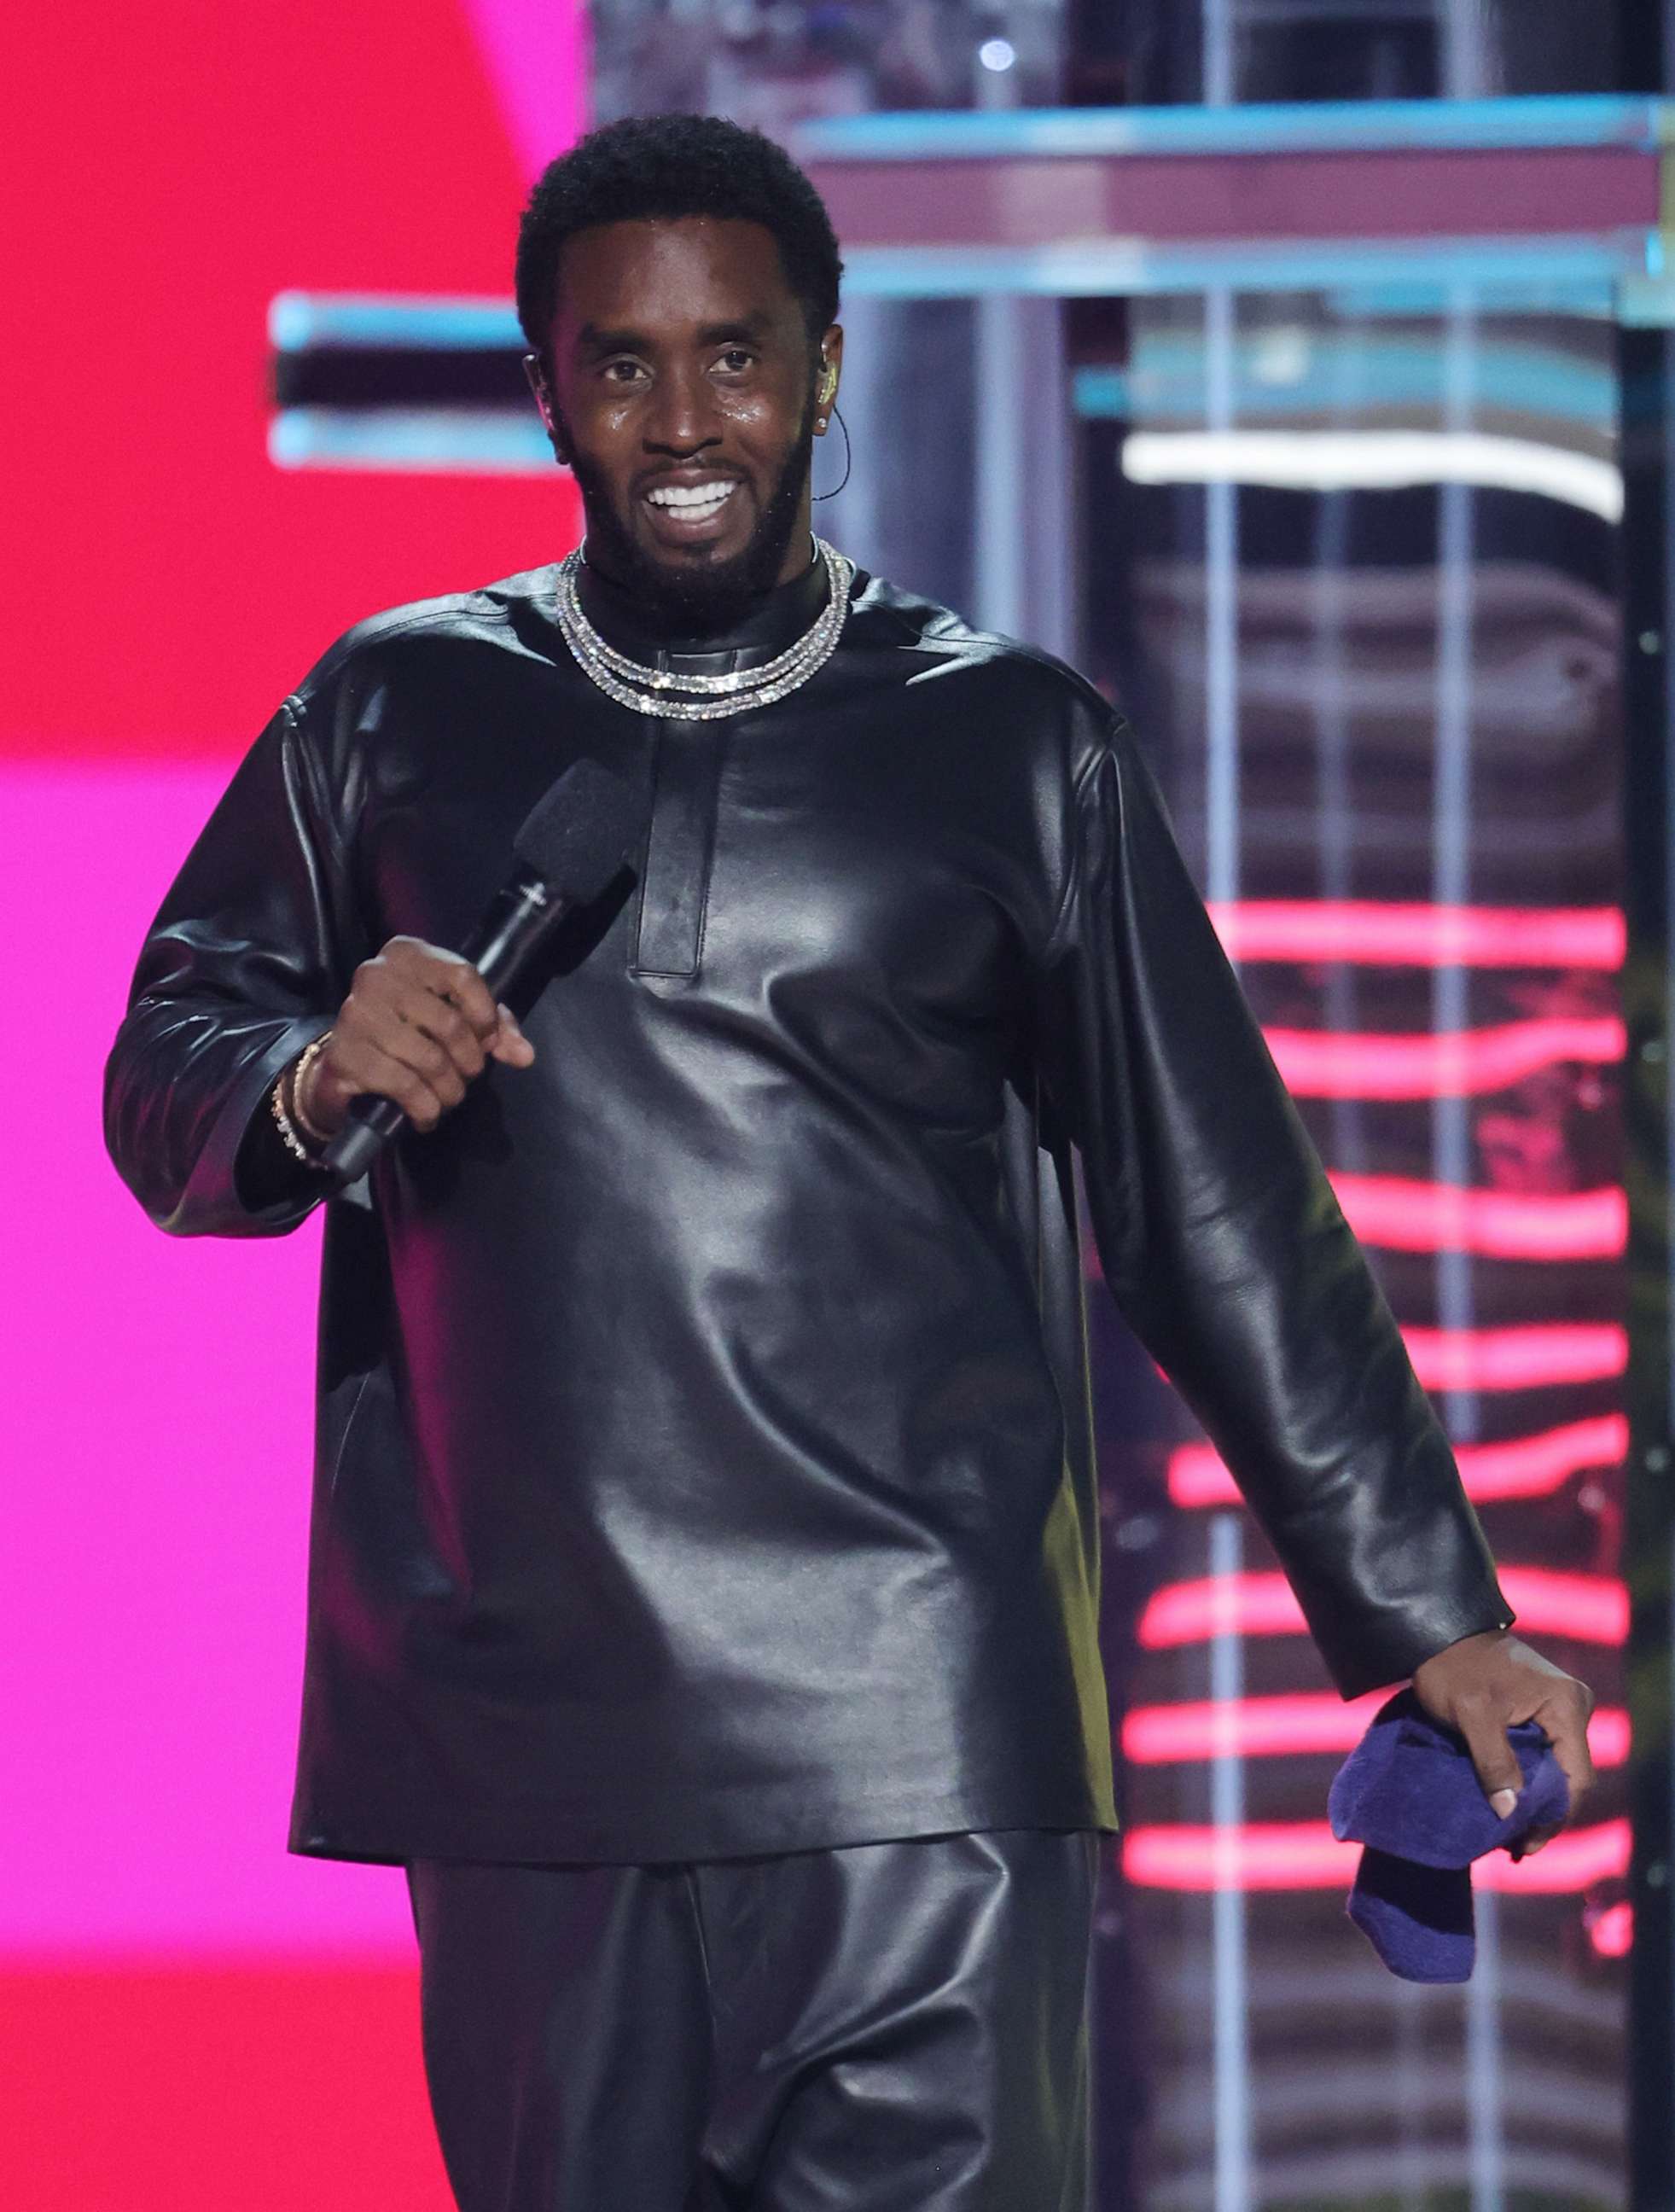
[{"xmin": 643, "ymin": 480, "xmax": 740, "ymax": 526}]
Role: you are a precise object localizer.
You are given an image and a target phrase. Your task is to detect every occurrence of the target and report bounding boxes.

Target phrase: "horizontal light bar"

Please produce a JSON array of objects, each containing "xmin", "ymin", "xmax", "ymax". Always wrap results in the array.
[
  {"xmin": 1137, "ymin": 1567, "xmax": 1627, "ymax": 1650},
  {"xmin": 1123, "ymin": 428, "xmax": 1622, "ymax": 520},
  {"xmin": 269, "ymin": 291, "xmax": 523, "ymax": 352},
  {"xmin": 1122, "ymin": 1816, "xmax": 1628, "ymax": 1892},
  {"xmin": 1087, "ymin": 1314, "xmax": 1631, "ymax": 1391},
  {"xmin": 1265, "ymin": 1016, "xmax": 1625, "ymax": 1099},
  {"xmin": 1329, "ymin": 1174, "xmax": 1626, "ymax": 1260},
  {"xmin": 1402, "ymin": 1323, "xmax": 1626, "ymax": 1391},
  {"xmin": 1210, "ymin": 901, "xmax": 1626, "ymax": 969},
  {"xmin": 268, "ymin": 408, "xmax": 553, "ymax": 475},
  {"xmin": 794, "ymin": 96, "xmax": 1675, "ymax": 163},
  {"xmin": 1140, "ymin": 1575, "xmax": 1311, "ymax": 1646},
  {"xmin": 1121, "ymin": 1693, "xmax": 1629, "ymax": 1765},
  {"xmin": 1329, "ymin": 275, "xmax": 1616, "ymax": 321},
  {"xmin": 839, "ymin": 232, "xmax": 1649, "ymax": 302},
  {"xmin": 1076, "ymin": 335, "xmax": 1617, "ymax": 430},
  {"xmin": 1169, "ymin": 1412, "xmax": 1629, "ymax": 1508}
]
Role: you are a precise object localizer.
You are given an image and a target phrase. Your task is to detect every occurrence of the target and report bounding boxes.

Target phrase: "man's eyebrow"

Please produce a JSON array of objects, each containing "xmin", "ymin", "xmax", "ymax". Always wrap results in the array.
[
  {"xmin": 573, "ymin": 323, "xmax": 649, "ymax": 358},
  {"xmin": 571, "ymin": 314, "xmax": 776, "ymax": 357},
  {"xmin": 695, "ymin": 316, "xmax": 772, "ymax": 346}
]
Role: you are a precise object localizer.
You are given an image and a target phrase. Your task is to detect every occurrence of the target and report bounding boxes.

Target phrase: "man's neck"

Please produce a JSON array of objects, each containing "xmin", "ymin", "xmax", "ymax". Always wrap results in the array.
[{"xmin": 573, "ymin": 538, "xmax": 829, "ymax": 659}]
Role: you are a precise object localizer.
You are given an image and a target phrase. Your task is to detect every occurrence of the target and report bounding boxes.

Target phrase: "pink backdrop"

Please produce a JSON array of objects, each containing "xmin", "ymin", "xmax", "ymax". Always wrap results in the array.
[{"xmin": 2, "ymin": 6, "xmax": 583, "ymax": 2202}]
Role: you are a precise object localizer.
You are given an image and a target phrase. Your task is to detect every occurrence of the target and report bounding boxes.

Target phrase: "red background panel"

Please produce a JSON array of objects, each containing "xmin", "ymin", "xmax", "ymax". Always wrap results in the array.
[
  {"xmin": 4, "ymin": 8, "xmax": 585, "ymax": 2202},
  {"xmin": 1, "ymin": 1966, "xmax": 452, "ymax": 2209},
  {"xmin": 1, "ymin": 0, "xmax": 581, "ymax": 759}
]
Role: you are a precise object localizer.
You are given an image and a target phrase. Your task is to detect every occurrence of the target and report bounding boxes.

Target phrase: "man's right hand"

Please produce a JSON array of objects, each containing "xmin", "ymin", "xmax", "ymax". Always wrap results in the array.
[{"xmin": 298, "ymin": 936, "xmax": 536, "ymax": 1139}]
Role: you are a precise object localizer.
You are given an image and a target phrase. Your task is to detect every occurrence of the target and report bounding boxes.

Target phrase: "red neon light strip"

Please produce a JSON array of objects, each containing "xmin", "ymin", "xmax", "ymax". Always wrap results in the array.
[
  {"xmin": 1137, "ymin": 1567, "xmax": 1627, "ymax": 1650},
  {"xmin": 1401, "ymin": 1323, "xmax": 1626, "ymax": 1391},
  {"xmin": 1080, "ymin": 1313, "xmax": 1629, "ymax": 1391},
  {"xmin": 1168, "ymin": 1412, "xmax": 1629, "ymax": 1508},
  {"xmin": 1121, "ymin": 1694, "xmax": 1629, "ymax": 1766},
  {"xmin": 1208, "ymin": 900, "xmax": 1625, "ymax": 970},
  {"xmin": 1139, "ymin": 1575, "xmax": 1306, "ymax": 1647},
  {"xmin": 1122, "ymin": 1816, "xmax": 1629, "ymax": 1893},
  {"xmin": 1265, "ymin": 1016, "xmax": 1626, "ymax": 1099},
  {"xmin": 1331, "ymin": 1175, "xmax": 1626, "ymax": 1259}
]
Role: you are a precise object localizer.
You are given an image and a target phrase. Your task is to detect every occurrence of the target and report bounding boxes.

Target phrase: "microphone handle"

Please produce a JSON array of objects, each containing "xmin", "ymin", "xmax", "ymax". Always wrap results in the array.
[
  {"xmin": 322, "ymin": 1092, "xmax": 408, "ymax": 1185},
  {"xmin": 323, "ymin": 876, "xmax": 570, "ymax": 1186}
]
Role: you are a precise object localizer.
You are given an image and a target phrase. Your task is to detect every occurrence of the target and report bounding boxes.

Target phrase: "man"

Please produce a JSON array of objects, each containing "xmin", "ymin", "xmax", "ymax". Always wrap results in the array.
[{"xmin": 107, "ymin": 114, "xmax": 1594, "ymax": 2212}]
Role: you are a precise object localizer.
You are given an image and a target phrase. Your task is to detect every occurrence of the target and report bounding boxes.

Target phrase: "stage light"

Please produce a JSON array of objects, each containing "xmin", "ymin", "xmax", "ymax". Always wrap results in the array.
[
  {"xmin": 1265, "ymin": 1016, "xmax": 1626, "ymax": 1099},
  {"xmin": 1122, "ymin": 429, "xmax": 1623, "ymax": 522},
  {"xmin": 1120, "ymin": 1695, "xmax": 1629, "ymax": 1766},
  {"xmin": 977, "ymin": 38, "xmax": 1016, "ymax": 73},
  {"xmin": 1329, "ymin": 1175, "xmax": 1626, "ymax": 1260},
  {"xmin": 1207, "ymin": 900, "xmax": 1626, "ymax": 969},
  {"xmin": 1137, "ymin": 1568, "xmax": 1628, "ymax": 1651},
  {"xmin": 1122, "ymin": 1818, "xmax": 1630, "ymax": 1894},
  {"xmin": 1169, "ymin": 1413, "xmax": 1630, "ymax": 1508}
]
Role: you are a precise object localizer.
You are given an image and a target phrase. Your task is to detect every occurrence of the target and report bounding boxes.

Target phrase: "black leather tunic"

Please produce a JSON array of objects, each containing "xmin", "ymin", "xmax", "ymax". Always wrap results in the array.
[{"xmin": 104, "ymin": 551, "xmax": 1510, "ymax": 1866}]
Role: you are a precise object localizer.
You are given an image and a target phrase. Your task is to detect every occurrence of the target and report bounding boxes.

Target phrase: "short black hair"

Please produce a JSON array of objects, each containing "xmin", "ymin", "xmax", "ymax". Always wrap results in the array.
[{"xmin": 515, "ymin": 113, "xmax": 843, "ymax": 370}]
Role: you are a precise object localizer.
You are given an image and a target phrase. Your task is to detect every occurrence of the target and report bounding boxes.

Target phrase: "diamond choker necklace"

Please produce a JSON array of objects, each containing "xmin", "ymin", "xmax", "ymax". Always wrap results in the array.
[{"xmin": 552, "ymin": 538, "xmax": 855, "ymax": 721}]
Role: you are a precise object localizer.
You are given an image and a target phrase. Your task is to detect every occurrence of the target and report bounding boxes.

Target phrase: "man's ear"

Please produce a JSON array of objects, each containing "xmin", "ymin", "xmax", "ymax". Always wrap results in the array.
[
  {"xmin": 814, "ymin": 323, "xmax": 844, "ymax": 431},
  {"xmin": 521, "ymin": 352, "xmax": 571, "ymax": 465}
]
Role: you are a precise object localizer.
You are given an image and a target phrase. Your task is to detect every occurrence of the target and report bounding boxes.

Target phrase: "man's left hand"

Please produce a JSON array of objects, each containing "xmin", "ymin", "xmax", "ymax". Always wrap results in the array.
[{"xmin": 1412, "ymin": 1629, "xmax": 1596, "ymax": 1856}]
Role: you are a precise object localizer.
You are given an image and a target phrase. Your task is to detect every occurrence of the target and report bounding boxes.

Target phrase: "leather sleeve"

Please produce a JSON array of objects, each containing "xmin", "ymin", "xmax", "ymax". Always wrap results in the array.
[
  {"xmin": 103, "ymin": 698, "xmax": 348, "ymax": 1237},
  {"xmin": 1035, "ymin": 720, "xmax": 1511, "ymax": 1697}
]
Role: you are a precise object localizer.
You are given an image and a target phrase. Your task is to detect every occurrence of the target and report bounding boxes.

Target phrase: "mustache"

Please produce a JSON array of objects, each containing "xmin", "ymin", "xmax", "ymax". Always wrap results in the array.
[{"xmin": 563, "ymin": 401, "xmax": 817, "ymax": 634}]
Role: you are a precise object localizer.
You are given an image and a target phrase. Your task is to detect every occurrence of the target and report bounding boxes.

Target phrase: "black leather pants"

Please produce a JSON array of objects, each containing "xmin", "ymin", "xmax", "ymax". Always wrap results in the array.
[{"xmin": 407, "ymin": 1828, "xmax": 1099, "ymax": 2212}]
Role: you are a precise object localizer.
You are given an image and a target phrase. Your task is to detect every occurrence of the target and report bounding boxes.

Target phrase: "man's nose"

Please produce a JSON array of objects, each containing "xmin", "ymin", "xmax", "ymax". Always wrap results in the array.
[{"xmin": 642, "ymin": 367, "xmax": 722, "ymax": 457}]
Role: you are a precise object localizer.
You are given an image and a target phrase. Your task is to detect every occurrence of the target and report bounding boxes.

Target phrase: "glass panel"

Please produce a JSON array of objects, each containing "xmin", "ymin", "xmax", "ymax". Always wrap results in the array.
[
  {"xmin": 1087, "ymin": 0, "xmax": 1623, "ymax": 105},
  {"xmin": 1080, "ymin": 288, "xmax": 1628, "ymax": 2211},
  {"xmin": 590, "ymin": 0, "xmax": 1068, "ymax": 125}
]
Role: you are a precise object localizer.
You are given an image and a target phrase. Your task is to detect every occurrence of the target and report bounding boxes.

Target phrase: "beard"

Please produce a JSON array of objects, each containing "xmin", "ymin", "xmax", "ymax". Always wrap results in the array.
[{"xmin": 563, "ymin": 398, "xmax": 817, "ymax": 636}]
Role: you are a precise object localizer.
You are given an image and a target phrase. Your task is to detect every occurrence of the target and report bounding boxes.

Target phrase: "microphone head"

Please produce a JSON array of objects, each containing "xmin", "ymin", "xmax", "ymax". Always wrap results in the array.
[{"xmin": 513, "ymin": 758, "xmax": 648, "ymax": 903}]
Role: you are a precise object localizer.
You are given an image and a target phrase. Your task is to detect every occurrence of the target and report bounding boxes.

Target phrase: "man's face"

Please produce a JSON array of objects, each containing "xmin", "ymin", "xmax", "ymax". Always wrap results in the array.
[{"xmin": 533, "ymin": 217, "xmax": 840, "ymax": 629}]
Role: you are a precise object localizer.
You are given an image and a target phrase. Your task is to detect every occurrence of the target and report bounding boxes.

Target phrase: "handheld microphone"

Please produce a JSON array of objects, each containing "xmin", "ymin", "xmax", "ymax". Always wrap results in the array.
[{"xmin": 323, "ymin": 757, "xmax": 647, "ymax": 1187}]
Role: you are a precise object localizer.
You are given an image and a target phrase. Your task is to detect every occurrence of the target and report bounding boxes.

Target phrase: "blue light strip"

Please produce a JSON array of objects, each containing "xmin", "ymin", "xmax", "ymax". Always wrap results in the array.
[
  {"xmin": 269, "ymin": 258, "xmax": 1673, "ymax": 393},
  {"xmin": 269, "ymin": 291, "xmax": 524, "ymax": 352},
  {"xmin": 1325, "ymin": 276, "xmax": 1616, "ymax": 320},
  {"xmin": 269, "ymin": 408, "xmax": 552, "ymax": 474},
  {"xmin": 1074, "ymin": 335, "xmax": 1616, "ymax": 426},
  {"xmin": 793, "ymin": 92, "xmax": 1675, "ymax": 162},
  {"xmin": 270, "ymin": 236, "xmax": 1665, "ymax": 341},
  {"xmin": 837, "ymin": 231, "xmax": 1655, "ymax": 300}
]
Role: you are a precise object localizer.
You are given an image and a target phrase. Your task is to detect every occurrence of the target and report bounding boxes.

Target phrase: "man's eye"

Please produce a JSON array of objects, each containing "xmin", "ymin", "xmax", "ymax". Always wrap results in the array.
[
  {"xmin": 602, "ymin": 360, "xmax": 645, "ymax": 383},
  {"xmin": 717, "ymin": 350, "xmax": 755, "ymax": 373}
]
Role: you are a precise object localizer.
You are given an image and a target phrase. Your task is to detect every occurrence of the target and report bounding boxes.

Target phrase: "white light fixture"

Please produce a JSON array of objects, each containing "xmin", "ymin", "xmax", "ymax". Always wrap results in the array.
[
  {"xmin": 1121, "ymin": 428, "xmax": 1622, "ymax": 521},
  {"xmin": 977, "ymin": 37, "xmax": 1016, "ymax": 72}
]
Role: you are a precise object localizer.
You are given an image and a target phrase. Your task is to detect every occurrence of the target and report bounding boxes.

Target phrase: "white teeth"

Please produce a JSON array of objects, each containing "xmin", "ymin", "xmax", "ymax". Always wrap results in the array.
[{"xmin": 646, "ymin": 481, "xmax": 737, "ymax": 513}]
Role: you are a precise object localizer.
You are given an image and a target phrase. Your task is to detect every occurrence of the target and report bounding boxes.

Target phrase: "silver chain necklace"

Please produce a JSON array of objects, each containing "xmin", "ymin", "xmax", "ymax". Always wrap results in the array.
[{"xmin": 552, "ymin": 538, "xmax": 855, "ymax": 721}]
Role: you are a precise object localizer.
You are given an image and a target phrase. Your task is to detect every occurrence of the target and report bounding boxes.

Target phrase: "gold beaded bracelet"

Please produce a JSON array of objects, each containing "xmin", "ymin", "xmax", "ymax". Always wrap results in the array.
[
  {"xmin": 270, "ymin": 1032, "xmax": 334, "ymax": 1169},
  {"xmin": 291, "ymin": 1031, "xmax": 334, "ymax": 1145}
]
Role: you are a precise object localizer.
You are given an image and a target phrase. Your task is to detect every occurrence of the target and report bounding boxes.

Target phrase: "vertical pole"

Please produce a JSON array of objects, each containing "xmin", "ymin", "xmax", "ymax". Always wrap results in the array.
[
  {"xmin": 1431, "ymin": 290, "xmax": 1480, "ymax": 1452},
  {"xmin": 1203, "ymin": 289, "xmax": 1240, "ymax": 914},
  {"xmin": 1431, "ymin": 13, "xmax": 1503, "ymax": 2178},
  {"xmin": 972, "ymin": 21, "xmax": 1021, "ymax": 642},
  {"xmin": 1201, "ymin": 0, "xmax": 1239, "ymax": 913},
  {"xmin": 969, "ymin": 29, "xmax": 1075, "ymax": 661},
  {"xmin": 1198, "ymin": 20, "xmax": 1250, "ymax": 2212},
  {"xmin": 1208, "ymin": 1511, "xmax": 1251, "ymax": 2212},
  {"xmin": 1618, "ymin": 18, "xmax": 1675, "ymax": 2210},
  {"xmin": 1620, "ymin": 303, "xmax": 1675, "ymax": 2212}
]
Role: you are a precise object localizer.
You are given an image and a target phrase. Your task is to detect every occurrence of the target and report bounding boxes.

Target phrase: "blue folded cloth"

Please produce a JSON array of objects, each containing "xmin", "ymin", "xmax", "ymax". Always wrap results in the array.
[{"xmin": 1328, "ymin": 1690, "xmax": 1569, "ymax": 1982}]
